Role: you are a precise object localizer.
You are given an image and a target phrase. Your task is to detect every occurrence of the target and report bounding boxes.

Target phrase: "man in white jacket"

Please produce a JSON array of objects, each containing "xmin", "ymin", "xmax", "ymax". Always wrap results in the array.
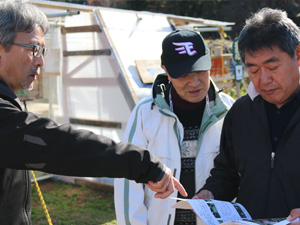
[{"xmin": 114, "ymin": 30, "xmax": 234, "ymax": 225}]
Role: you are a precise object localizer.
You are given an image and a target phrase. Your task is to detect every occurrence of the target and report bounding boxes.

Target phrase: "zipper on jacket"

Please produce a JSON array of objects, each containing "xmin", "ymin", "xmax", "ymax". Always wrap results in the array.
[
  {"xmin": 271, "ymin": 152, "xmax": 275, "ymax": 168},
  {"xmin": 266, "ymin": 151, "xmax": 276, "ymax": 216}
]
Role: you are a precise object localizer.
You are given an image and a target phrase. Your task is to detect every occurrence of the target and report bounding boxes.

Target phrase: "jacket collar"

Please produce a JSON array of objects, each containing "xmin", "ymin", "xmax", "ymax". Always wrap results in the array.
[
  {"xmin": 248, "ymin": 81, "xmax": 260, "ymax": 101},
  {"xmin": 151, "ymin": 74, "xmax": 171, "ymax": 110},
  {"xmin": 152, "ymin": 74, "xmax": 169, "ymax": 100},
  {"xmin": 0, "ymin": 80, "xmax": 23, "ymax": 110}
]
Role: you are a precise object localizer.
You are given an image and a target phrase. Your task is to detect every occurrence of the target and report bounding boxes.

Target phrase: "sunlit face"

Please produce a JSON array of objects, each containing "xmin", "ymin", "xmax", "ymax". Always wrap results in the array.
[
  {"xmin": 162, "ymin": 66, "xmax": 210, "ymax": 103},
  {"xmin": 245, "ymin": 45, "xmax": 300, "ymax": 108},
  {"xmin": 0, "ymin": 27, "xmax": 45, "ymax": 93}
]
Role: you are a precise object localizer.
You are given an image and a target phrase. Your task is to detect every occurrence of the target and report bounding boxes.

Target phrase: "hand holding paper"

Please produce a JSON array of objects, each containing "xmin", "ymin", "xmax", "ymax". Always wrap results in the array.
[{"xmin": 172, "ymin": 198, "xmax": 296, "ymax": 225}]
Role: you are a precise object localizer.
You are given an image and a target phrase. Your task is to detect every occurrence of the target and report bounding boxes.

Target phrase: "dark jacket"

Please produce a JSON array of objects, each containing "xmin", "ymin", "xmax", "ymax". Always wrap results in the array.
[
  {"xmin": 0, "ymin": 82, "xmax": 165, "ymax": 225},
  {"xmin": 201, "ymin": 90, "xmax": 300, "ymax": 219}
]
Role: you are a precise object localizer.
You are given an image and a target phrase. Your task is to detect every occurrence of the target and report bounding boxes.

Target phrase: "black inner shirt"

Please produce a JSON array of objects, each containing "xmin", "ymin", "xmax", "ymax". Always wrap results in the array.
[{"xmin": 264, "ymin": 90, "xmax": 300, "ymax": 149}]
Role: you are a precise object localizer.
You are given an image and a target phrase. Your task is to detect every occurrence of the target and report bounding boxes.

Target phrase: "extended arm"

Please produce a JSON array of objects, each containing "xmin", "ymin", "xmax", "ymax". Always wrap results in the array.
[{"xmin": 0, "ymin": 99, "xmax": 165, "ymax": 184}]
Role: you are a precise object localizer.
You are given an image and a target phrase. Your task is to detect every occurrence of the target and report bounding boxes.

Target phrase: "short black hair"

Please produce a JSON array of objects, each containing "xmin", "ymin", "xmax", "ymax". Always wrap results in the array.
[{"xmin": 238, "ymin": 7, "xmax": 300, "ymax": 63}]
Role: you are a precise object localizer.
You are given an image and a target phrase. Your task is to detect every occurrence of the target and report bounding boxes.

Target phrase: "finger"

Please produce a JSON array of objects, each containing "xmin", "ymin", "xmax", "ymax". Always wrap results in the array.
[
  {"xmin": 288, "ymin": 209, "xmax": 300, "ymax": 221},
  {"xmin": 154, "ymin": 178, "xmax": 174, "ymax": 199},
  {"xmin": 173, "ymin": 177, "xmax": 187, "ymax": 197},
  {"xmin": 154, "ymin": 188, "xmax": 172, "ymax": 199},
  {"xmin": 146, "ymin": 183, "xmax": 160, "ymax": 192},
  {"xmin": 146, "ymin": 181, "xmax": 157, "ymax": 190},
  {"xmin": 192, "ymin": 194, "xmax": 200, "ymax": 199},
  {"xmin": 145, "ymin": 183, "xmax": 160, "ymax": 192},
  {"xmin": 146, "ymin": 179, "xmax": 169, "ymax": 193},
  {"xmin": 195, "ymin": 190, "xmax": 214, "ymax": 199},
  {"xmin": 147, "ymin": 181, "xmax": 154, "ymax": 186},
  {"xmin": 146, "ymin": 183, "xmax": 167, "ymax": 193}
]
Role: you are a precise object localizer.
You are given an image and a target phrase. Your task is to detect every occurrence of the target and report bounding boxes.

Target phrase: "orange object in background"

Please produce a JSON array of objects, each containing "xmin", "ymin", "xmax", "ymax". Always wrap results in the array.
[
  {"xmin": 210, "ymin": 55, "xmax": 232, "ymax": 77},
  {"xmin": 211, "ymin": 57, "xmax": 224, "ymax": 76}
]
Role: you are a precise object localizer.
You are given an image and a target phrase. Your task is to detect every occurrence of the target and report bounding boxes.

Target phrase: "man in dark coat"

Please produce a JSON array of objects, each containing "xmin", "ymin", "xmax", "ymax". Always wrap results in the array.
[
  {"xmin": 0, "ymin": 0, "xmax": 186, "ymax": 224},
  {"xmin": 195, "ymin": 7, "xmax": 300, "ymax": 220}
]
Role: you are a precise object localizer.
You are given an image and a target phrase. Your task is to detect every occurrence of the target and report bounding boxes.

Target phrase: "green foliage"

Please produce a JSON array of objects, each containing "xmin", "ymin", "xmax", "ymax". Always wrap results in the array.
[
  {"xmin": 31, "ymin": 180, "xmax": 116, "ymax": 225},
  {"xmin": 226, "ymin": 77, "xmax": 250, "ymax": 100}
]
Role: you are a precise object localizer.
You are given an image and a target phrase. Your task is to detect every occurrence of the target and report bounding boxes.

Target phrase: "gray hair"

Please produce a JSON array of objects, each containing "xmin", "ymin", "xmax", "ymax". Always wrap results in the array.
[
  {"xmin": 238, "ymin": 7, "xmax": 300, "ymax": 63},
  {"xmin": 0, "ymin": 0, "xmax": 49, "ymax": 50}
]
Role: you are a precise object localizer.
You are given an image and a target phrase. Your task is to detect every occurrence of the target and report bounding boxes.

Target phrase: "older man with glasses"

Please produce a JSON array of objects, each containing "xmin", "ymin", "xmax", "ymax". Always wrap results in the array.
[{"xmin": 0, "ymin": 0, "xmax": 187, "ymax": 224}]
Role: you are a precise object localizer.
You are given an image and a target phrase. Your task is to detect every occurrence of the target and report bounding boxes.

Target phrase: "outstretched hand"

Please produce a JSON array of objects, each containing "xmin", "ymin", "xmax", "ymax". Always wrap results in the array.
[{"xmin": 146, "ymin": 167, "xmax": 187, "ymax": 199}]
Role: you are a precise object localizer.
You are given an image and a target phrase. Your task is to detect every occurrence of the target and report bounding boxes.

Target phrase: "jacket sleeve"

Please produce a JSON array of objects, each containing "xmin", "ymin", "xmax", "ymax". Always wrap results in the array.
[
  {"xmin": 0, "ymin": 98, "xmax": 164, "ymax": 183},
  {"xmin": 199, "ymin": 108, "xmax": 240, "ymax": 201},
  {"xmin": 114, "ymin": 102, "xmax": 149, "ymax": 224}
]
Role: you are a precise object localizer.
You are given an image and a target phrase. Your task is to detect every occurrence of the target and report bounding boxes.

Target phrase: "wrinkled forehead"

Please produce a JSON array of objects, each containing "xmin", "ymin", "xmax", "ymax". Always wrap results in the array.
[{"xmin": 15, "ymin": 27, "xmax": 45, "ymax": 42}]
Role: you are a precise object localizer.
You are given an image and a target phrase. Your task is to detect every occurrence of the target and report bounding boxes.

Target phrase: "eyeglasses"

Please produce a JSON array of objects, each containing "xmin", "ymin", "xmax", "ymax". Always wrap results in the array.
[{"xmin": 11, "ymin": 43, "xmax": 48, "ymax": 58}]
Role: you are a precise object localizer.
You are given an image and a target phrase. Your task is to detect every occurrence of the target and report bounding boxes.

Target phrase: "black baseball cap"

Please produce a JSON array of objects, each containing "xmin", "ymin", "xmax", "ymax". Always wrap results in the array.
[{"xmin": 161, "ymin": 29, "xmax": 211, "ymax": 79}]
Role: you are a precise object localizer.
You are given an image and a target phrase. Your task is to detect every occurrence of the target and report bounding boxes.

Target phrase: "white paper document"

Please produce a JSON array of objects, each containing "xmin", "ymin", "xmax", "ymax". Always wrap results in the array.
[
  {"xmin": 172, "ymin": 198, "xmax": 251, "ymax": 225},
  {"xmin": 171, "ymin": 198, "xmax": 296, "ymax": 225}
]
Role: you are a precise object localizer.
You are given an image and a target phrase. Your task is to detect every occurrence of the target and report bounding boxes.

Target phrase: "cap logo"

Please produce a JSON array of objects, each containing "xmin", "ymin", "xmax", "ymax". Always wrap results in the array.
[{"xmin": 172, "ymin": 42, "xmax": 197, "ymax": 56}]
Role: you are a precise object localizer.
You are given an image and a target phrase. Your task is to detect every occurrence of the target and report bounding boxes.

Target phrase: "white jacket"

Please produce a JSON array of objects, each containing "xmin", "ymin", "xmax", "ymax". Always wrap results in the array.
[{"xmin": 114, "ymin": 75, "xmax": 234, "ymax": 225}]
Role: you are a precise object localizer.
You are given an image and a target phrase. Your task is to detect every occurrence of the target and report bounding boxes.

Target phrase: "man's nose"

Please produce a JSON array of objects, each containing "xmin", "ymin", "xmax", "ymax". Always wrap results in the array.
[
  {"xmin": 189, "ymin": 74, "xmax": 200, "ymax": 85},
  {"xmin": 34, "ymin": 54, "xmax": 45, "ymax": 68},
  {"xmin": 260, "ymin": 68, "xmax": 272, "ymax": 84}
]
